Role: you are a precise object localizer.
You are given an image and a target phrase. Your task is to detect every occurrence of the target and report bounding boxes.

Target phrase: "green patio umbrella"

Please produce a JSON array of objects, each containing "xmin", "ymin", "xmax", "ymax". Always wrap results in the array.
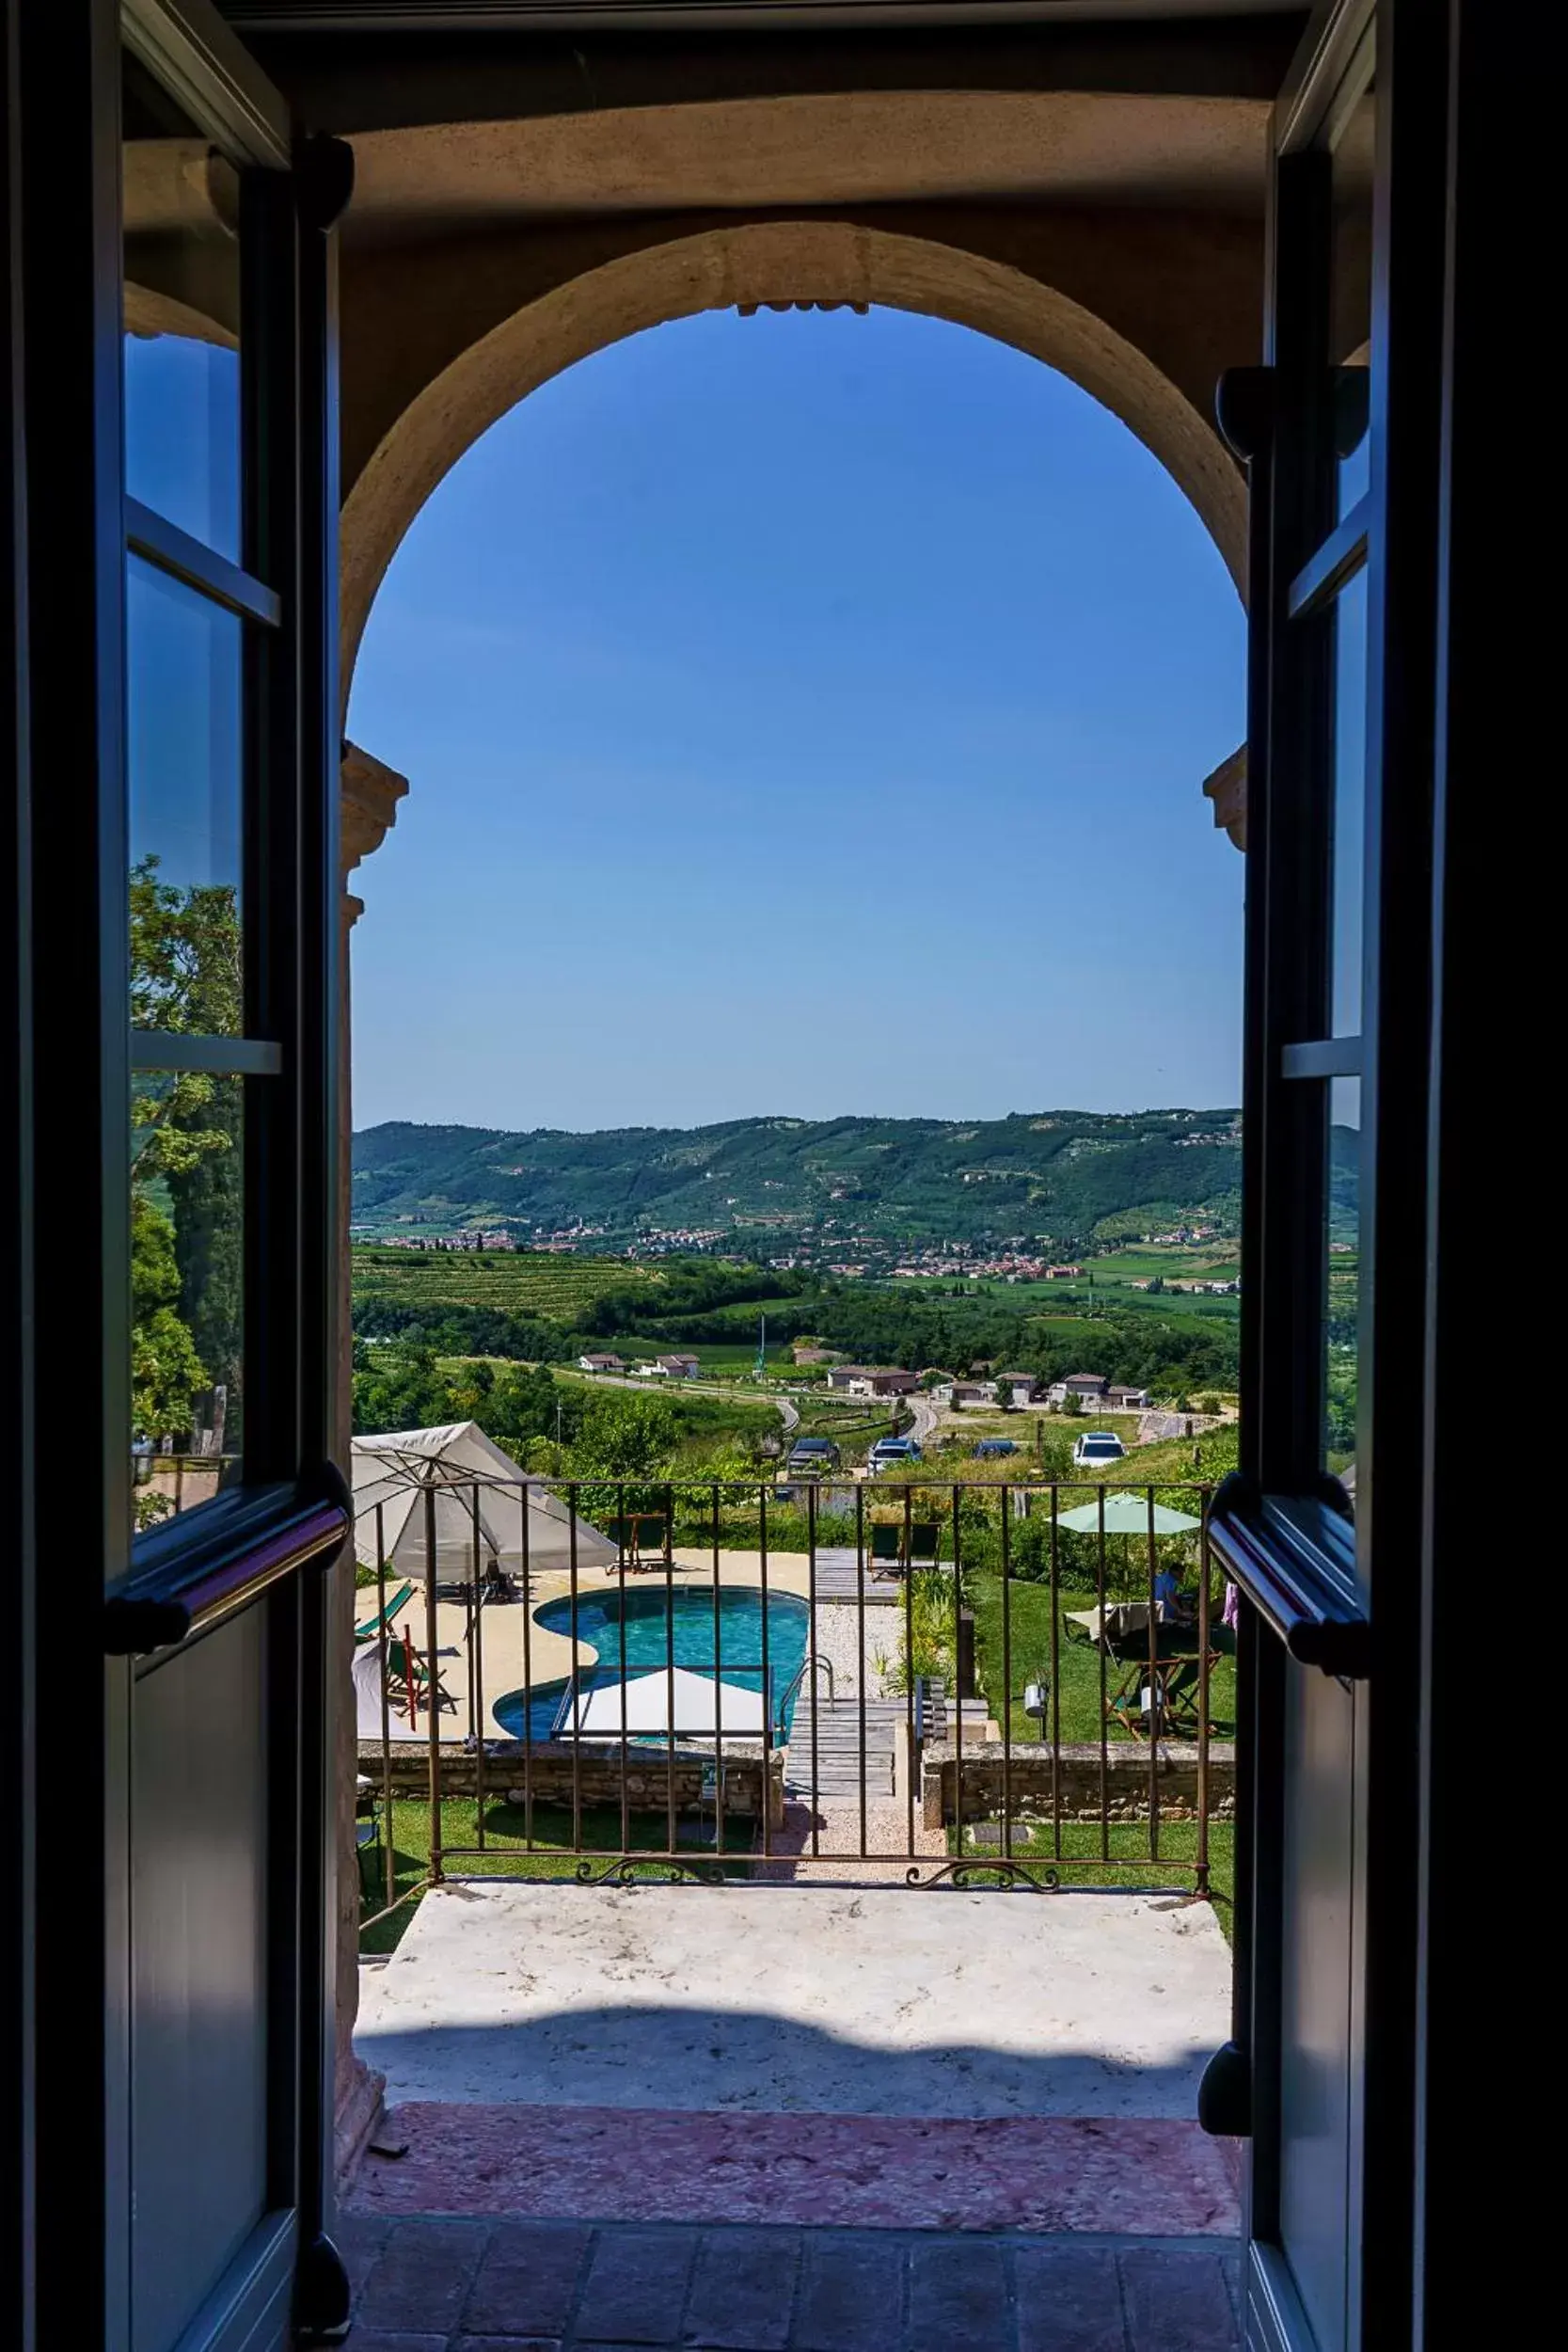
[
  {"xmin": 1053, "ymin": 1491, "xmax": 1206, "ymax": 1615},
  {"xmin": 1054, "ymin": 1494, "xmax": 1203, "ymax": 1537}
]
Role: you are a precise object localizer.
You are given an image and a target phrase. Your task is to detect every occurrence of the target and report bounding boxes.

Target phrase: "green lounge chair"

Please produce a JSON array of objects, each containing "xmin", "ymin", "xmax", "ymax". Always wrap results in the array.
[
  {"xmin": 355, "ymin": 1579, "xmax": 416, "ymax": 1642},
  {"xmin": 869, "ymin": 1524, "xmax": 903, "ymax": 1579}
]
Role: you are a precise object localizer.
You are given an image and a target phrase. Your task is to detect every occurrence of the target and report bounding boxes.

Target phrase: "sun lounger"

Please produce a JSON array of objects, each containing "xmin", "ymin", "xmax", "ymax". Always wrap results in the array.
[
  {"xmin": 355, "ymin": 1579, "xmax": 416, "ymax": 1641},
  {"xmin": 869, "ymin": 1520, "xmax": 942, "ymax": 1579}
]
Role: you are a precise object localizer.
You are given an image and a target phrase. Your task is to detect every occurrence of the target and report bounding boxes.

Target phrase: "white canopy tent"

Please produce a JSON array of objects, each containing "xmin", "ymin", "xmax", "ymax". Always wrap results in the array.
[
  {"xmin": 351, "ymin": 1421, "xmax": 619, "ymax": 1581},
  {"xmin": 556, "ymin": 1666, "xmax": 768, "ymax": 1742}
]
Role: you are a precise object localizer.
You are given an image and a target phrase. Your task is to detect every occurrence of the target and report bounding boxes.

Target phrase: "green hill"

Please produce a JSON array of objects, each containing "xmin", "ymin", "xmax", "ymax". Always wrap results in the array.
[{"xmin": 351, "ymin": 1109, "xmax": 1243, "ymax": 1248}]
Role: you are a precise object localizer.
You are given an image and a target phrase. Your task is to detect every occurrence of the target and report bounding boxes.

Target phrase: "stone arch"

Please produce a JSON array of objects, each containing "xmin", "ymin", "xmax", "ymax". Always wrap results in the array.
[{"xmin": 338, "ymin": 215, "xmax": 1245, "ymax": 716}]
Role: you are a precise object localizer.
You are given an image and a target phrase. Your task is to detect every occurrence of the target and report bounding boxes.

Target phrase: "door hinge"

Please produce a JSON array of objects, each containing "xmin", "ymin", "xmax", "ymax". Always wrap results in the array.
[
  {"xmin": 1215, "ymin": 366, "xmax": 1276, "ymax": 464},
  {"xmin": 297, "ymin": 135, "xmax": 355, "ymax": 233},
  {"xmin": 1198, "ymin": 2039, "xmax": 1252, "ymax": 2138},
  {"xmin": 293, "ymin": 2230, "xmax": 352, "ymax": 2343}
]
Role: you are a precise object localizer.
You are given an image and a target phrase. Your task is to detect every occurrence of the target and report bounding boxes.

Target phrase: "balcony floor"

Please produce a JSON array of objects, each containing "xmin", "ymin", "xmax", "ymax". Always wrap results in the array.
[
  {"xmin": 351, "ymin": 1884, "xmax": 1235, "ymax": 2238},
  {"xmin": 356, "ymin": 1883, "xmax": 1229, "ymax": 2122},
  {"xmin": 340, "ymin": 2213, "xmax": 1242, "ymax": 2350}
]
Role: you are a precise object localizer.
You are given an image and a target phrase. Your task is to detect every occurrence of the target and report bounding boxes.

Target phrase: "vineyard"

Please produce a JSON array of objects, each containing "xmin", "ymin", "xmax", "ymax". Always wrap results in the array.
[{"xmin": 351, "ymin": 1248, "xmax": 662, "ymax": 1322}]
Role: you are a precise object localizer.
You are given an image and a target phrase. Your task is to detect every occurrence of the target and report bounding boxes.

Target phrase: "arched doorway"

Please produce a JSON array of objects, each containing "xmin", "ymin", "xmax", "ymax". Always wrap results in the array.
[{"xmin": 337, "ymin": 217, "xmax": 1247, "ymax": 726}]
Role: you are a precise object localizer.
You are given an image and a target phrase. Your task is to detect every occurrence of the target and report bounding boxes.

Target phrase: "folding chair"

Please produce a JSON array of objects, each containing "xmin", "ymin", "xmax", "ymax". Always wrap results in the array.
[
  {"xmin": 869, "ymin": 1524, "xmax": 904, "ymax": 1580},
  {"xmin": 607, "ymin": 1511, "xmax": 671, "ymax": 1573},
  {"xmin": 907, "ymin": 1522, "xmax": 941, "ymax": 1569}
]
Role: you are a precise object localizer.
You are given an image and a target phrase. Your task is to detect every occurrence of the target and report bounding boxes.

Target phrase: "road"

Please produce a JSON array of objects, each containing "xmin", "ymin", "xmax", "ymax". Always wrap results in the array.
[
  {"xmin": 905, "ymin": 1390, "xmax": 938, "ymax": 1445},
  {"xmin": 568, "ymin": 1364, "xmax": 800, "ymax": 1437}
]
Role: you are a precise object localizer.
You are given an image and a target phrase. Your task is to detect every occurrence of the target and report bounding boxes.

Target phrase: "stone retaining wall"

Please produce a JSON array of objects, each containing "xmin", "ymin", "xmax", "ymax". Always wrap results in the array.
[
  {"xmin": 360, "ymin": 1738, "xmax": 785, "ymax": 1826},
  {"xmin": 920, "ymin": 1740, "xmax": 1236, "ymax": 1828}
]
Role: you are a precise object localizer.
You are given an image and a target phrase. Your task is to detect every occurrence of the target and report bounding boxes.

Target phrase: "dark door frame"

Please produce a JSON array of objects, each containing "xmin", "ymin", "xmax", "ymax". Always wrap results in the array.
[
  {"xmin": 8, "ymin": 2, "xmax": 351, "ymax": 2344},
  {"xmin": 1206, "ymin": 3, "xmax": 1457, "ymax": 2346}
]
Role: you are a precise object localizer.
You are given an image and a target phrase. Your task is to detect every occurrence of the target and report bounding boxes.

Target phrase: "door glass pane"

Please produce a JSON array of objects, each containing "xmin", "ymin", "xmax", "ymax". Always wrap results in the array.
[
  {"xmin": 1328, "ymin": 62, "xmax": 1375, "ymax": 516},
  {"xmin": 128, "ymin": 557, "xmax": 243, "ymax": 1037},
  {"xmin": 132, "ymin": 1078, "xmax": 245, "ymax": 1521},
  {"xmin": 1324, "ymin": 1077, "xmax": 1360, "ymax": 1490},
  {"xmin": 129, "ymin": 558, "xmax": 245, "ymax": 1524},
  {"xmin": 122, "ymin": 55, "xmax": 242, "ymax": 560},
  {"xmin": 1329, "ymin": 565, "xmax": 1368, "ymax": 1040}
]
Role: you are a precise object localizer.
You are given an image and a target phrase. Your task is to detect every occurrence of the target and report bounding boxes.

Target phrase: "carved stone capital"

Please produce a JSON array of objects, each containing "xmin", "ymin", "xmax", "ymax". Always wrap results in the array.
[
  {"xmin": 341, "ymin": 739, "xmax": 409, "ymax": 913},
  {"xmin": 1202, "ymin": 742, "xmax": 1246, "ymax": 851}
]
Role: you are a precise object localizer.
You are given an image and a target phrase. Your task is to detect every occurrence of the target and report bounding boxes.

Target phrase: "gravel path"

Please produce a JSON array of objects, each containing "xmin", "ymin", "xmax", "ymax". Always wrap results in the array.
[{"xmin": 810, "ymin": 1597, "xmax": 903, "ymax": 1698}]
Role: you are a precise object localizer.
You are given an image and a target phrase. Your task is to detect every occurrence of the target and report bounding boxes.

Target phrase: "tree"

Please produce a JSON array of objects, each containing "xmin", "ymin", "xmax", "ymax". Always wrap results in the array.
[
  {"xmin": 129, "ymin": 857, "xmax": 241, "ymax": 1176},
  {"xmin": 130, "ymin": 858, "xmax": 243, "ymax": 1445},
  {"xmin": 166, "ymin": 1076, "xmax": 243, "ymax": 1432},
  {"xmin": 352, "ymin": 1343, "xmax": 457, "ymax": 1435},
  {"xmin": 132, "ymin": 1193, "xmax": 207, "ymax": 1438},
  {"xmin": 994, "ymin": 1378, "xmax": 1013, "ymax": 1413},
  {"xmin": 481, "ymin": 1364, "xmax": 579, "ymax": 1454},
  {"xmin": 569, "ymin": 1388, "xmax": 677, "ymax": 1480}
]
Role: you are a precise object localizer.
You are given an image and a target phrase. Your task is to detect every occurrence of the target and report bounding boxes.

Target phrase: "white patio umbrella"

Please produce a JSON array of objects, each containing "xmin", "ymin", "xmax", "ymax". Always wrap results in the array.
[
  {"xmin": 351, "ymin": 1421, "xmax": 618, "ymax": 1580},
  {"xmin": 557, "ymin": 1666, "xmax": 768, "ymax": 1741}
]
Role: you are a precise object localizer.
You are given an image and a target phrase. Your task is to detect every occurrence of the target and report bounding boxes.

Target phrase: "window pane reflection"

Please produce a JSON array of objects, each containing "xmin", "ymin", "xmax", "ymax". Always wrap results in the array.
[
  {"xmin": 122, "ymin": 56, "xmax": 242, "ymax": 560},
  {"xmin": 132, "ymin": 1076, "xmax": 245, "ymax": 1534},
  {"xmin": 1329, "ymin": 566, "xmax": 1368, "ymax": 1040},
  {"xmin": 1335, "ymin": 71, "xmax": 1382, "ymax": 517},
  {"xmin": 1329, "ymin": 66, "xmax": 1375, "ymax": 516},
  {"xmin": 1324, "ymin": 1077, "xmax": 1361, "ymax": 1488},
  {"xmin": 128, "ymin": 558, "xmax": 244, "ymax": 1037}
]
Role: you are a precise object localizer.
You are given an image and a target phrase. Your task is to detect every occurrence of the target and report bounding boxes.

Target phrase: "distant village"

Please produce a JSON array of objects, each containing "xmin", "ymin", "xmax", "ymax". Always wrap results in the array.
[
  {"xmin": 352, "ymin": 1218, "xmax": 1235, "ymax": 1279},
  {"xmin": 570, "ymin": 1348, "xmax": 1156, "ymax": 1413}
]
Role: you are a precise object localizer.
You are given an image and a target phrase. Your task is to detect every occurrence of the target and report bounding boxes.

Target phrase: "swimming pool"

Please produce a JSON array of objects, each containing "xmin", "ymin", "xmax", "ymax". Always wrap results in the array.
[{"xmin": 491, "ymin": 1582, "xmax": 810, "ymax": 1744}]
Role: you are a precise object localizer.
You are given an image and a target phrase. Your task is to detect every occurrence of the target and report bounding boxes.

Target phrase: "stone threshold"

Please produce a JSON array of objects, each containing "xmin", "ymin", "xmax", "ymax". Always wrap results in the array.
[{"xmin": 346, "ymin": 2104, "xmax": 1239, "ymax": 2237}]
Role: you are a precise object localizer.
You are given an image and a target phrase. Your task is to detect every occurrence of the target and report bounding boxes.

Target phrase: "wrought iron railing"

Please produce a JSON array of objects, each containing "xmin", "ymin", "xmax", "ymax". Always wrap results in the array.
[{"xmin": 352, "ymin": 1472, "xmax": 1230, "ymax": 1923}]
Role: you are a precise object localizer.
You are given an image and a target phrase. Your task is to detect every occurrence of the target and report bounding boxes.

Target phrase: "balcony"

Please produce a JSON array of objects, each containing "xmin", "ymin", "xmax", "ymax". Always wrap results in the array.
[{"xmin": 338, "ymin": 1469, "xmax": 1239, "ymax": 2347}]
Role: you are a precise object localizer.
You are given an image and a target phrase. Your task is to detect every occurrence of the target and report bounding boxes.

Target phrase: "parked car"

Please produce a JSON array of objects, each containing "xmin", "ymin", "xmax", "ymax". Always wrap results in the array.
[
  {"xmin": 1072, "ymin": 1430, "xmax": 1128, "ymax": 1469},
  {"xmin": 787, "ymin": 1437, "xmax": 840, "ymax": 1474},
  {"xmin": 973, "ymin": 1438, "xmax": 1018, "ymax": 1458},
  {"xmin": 867, "ymin": 1437, "xmax": 923, "ymax": 1473}
]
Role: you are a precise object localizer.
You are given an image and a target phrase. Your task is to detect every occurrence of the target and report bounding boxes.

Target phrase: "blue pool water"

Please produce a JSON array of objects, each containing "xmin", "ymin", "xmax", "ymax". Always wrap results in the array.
[{"xmin": 492, "ymin": 1582, "xmax": 810, "ymax": 1744}]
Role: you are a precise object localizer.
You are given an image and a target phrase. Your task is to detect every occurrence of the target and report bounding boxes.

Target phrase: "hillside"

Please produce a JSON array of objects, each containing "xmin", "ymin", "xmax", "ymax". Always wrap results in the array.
[{"xmin": 351, "ymin": 1109, "xmax": 1243, "ymax": 1249}]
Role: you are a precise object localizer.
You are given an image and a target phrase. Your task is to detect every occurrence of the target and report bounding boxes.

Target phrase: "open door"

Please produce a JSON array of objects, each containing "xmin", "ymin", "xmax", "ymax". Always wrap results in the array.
[
  {"xmin": 12, "ymin": 3, "xmax": 352, "ymax": 2345},
  {"xmin": 1202, "ymin": 3, "xmax": 1449, "ymax": 2348}
]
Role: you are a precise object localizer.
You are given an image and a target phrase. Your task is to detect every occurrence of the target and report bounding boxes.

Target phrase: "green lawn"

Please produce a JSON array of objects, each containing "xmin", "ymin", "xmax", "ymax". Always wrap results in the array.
[
  {"xmin": 948, "ymin": 1817, "xmax": 1234, "ymax": 1934},
  {"xmin": 361, "ymin": 1797, "xmax": 1233, "ymax": 1953},
  {"xmin": 967, "ymin": 1570, "xmax": 1238, "ymax": 1747},
  {"xmin": 585, "ymin": 1337, "xmax": 794, "ymax": 1373},
  {"xmin": 358, "ymin": 1794, "xmax": 759, "ymax": 1953},
  {"xmin": 927, "ymin": 1410, "xmax": 1144, "ymax": 1456}
]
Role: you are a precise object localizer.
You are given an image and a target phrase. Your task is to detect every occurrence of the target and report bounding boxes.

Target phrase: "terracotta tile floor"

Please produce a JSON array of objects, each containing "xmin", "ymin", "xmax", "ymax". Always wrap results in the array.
[
  {"xmin": 338, "ymin": 2214, "xmax": 1241, "ymax": 2351},
  {"xmin": 348, "ymin": 2106, "xmax": 1238, "ymax": 2237}
]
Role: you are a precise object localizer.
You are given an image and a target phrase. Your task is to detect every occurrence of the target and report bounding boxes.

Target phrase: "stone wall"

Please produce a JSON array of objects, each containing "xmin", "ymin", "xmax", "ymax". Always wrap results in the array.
[
  {"xmin": 361, "ymin": 1737, "xmax": 785, "ymax": 1827},
  {"xmin": 921, "ymin": 1740, "xmax": 1235, "ymax": 1829}
]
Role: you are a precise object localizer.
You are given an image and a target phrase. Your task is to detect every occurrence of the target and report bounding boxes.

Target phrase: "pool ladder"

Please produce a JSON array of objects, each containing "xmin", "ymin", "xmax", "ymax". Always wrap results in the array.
[{"xmin": 779, "ymin": 1651, "xmax": 836, "ymax": 1719}]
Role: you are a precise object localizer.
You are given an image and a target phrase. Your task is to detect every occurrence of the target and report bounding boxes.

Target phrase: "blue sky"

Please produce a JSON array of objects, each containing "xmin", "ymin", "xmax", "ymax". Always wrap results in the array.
[{"xmin": 348, "ymin": 306, "xmax": 1244, "ymax": 1133}]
